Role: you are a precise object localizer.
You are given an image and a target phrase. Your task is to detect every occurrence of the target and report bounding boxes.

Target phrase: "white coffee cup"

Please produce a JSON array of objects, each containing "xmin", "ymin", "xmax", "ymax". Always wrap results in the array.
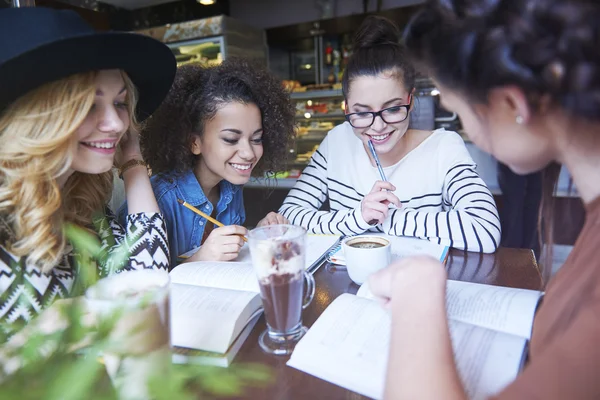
[{"xmin": 342, "ymin": 235, "xmax": 391, "ymax": 285}]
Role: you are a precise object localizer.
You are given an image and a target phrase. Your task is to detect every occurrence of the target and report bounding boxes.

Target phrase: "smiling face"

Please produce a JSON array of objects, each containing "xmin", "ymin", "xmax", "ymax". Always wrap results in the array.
[
  {"xmin": 71, "ymin": 69, "xmax": 129, "ymax": 175},
  {"xmin": 346, "ymin": 71, "xmax": 412, "ymax": 160},
  {"xmin": 194, "ymin": 101, "xmax": 264, "ymax": 187}
]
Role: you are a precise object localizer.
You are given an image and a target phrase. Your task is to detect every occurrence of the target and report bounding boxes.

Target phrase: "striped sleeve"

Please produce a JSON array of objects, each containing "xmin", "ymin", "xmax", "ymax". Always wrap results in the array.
[
  {"xmin": 383, "ymin": 163, "xmax": 501, "ymax": 253},
  {"xmin": 279, "ymin": 138, "xmax": 372, "ymax": 236}
]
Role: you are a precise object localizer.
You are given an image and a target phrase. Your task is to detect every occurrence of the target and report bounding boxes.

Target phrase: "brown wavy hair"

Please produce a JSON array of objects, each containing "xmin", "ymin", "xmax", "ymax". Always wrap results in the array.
[
  {"xmin": 141, "ymin": 58, "xmax": 296, "ymax": 176},
  {"xmin": 0, "ymin": 71, "xmax": 139, "ymax": 272},
  {"xmin": 404, "ymin": 0, "xmax": 600, "ymax": 283}
]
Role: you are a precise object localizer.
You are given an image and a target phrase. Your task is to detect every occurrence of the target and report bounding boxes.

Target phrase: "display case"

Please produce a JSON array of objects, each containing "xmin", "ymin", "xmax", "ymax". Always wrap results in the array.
[
  {"xmin": 136, "ymin": 15, "xmax": 268, "ymax": 67},
  {"xmin": 245, "ymin": 89, "xmax": 343, "ymax": 189},
  {"xmin": 289, "ymin": 89, "xmax": 345, "ymax": 170}
]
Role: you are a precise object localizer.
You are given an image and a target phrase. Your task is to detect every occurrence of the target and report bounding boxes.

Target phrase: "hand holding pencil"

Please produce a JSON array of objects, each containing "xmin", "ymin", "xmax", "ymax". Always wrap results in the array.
[{"xmin": 177, "ymin": 199, "xmax": 248, "ymax": 262}]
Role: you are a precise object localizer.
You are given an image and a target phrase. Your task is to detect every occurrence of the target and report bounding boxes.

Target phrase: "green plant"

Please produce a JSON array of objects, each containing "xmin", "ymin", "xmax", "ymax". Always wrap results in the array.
[{"xmin": 0, "ymin": 223, "xmax": 272, "ymax": 399}]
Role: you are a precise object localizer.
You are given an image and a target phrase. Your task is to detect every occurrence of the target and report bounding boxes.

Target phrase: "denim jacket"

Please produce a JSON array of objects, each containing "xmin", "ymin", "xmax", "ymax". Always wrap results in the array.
[{"xmin": 119, "ymin": 170, "xmax": 245, "ymax": 268}]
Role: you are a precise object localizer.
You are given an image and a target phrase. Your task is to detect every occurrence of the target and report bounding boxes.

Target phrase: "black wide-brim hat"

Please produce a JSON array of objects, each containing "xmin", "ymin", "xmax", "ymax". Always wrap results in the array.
[{"xmin": 0, "ymin": 7, "xmax": 176, "ymax": 121}]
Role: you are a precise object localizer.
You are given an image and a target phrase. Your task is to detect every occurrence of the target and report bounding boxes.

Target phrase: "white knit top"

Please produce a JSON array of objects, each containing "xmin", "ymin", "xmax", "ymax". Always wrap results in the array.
[{"xmin": 279, "ymin": 122, "xmax": 501, "ymax": 253}]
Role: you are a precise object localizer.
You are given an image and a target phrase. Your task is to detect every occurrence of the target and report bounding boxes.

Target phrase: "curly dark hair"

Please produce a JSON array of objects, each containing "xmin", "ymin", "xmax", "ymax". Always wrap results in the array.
[
  {"xmin": 403, "ymin": 0, "xmax": 600, "ymax": 284},
  {"xmin": 141, "ymin": 58, "xmax": 296, "ymax": 176},
  {"xmin": 404, "ymin": 0, "xmax": 600, "ymax": 121}
]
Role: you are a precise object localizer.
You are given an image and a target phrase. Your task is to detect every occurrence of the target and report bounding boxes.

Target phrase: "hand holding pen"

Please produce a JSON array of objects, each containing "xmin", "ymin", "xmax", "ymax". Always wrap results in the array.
[
  {"xmin": 361, "ymin": 140, "xmax": 401, "ymax": 225},
  {"xmin": 361, "ymin": 181, "xmax": 401, "ymax": 225}
]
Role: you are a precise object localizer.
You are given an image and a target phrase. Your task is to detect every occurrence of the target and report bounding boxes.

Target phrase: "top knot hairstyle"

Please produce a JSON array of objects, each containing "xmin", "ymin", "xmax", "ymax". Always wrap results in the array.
[
  {"xmin": 404, "ymin": 0, "xmax": 600, "ymax": 121},
  {"xmin": 342, "ymin": 15, "xmax": 417, "ymax": 97},
  {"xmin": 141, "ymin": 58, "xmax": 296, "ymax": 176}
]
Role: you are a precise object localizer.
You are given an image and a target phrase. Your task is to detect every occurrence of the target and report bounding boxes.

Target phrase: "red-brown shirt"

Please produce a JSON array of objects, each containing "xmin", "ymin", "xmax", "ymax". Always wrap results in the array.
[{"xmin": 495, "ymin": 196, "xmax": 600, "ymax": 399}]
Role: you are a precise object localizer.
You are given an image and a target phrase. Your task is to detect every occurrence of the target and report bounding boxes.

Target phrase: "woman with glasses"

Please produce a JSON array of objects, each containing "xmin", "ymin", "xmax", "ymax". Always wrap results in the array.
[{"xmin": 279, "ymin": 16, "xmax": 500, "ymax": 253}]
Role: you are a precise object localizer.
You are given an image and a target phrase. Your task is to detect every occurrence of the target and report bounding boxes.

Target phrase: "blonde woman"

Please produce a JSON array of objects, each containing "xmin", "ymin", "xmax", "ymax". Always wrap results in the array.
[{"xmin": 0, "ymin": 7, "xmax": 175, "ymax": 333}]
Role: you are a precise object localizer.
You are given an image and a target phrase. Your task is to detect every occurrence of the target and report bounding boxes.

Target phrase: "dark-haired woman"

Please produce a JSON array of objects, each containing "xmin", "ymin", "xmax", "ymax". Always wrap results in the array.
[
  {"xmin": 279, "ymin": 16, "xmax": 500, "ymax": 253},
  {"xmin": 370, "ymin": 0, "xmax": 600, "ymax": 398},
  {"xmin": 120, "ymin": 59, "xmax": 296, "ymax": 267}
]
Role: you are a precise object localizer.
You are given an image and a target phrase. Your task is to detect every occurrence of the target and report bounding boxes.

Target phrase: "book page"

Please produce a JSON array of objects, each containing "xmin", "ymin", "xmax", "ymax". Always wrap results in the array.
[
  {"xmin": 170, "ymin": 283, "xmax": 262, "ymax": 353},
  {"xmin": 358, "ymin": 280, "xmax": 541, "ymax": 339},
  {"xmin": 288, "ymin": 294, "xmax": 527, "ymax": 400},
  {"xmin": 446, "ymin": 280, "xmax": 541, "ymax": 339},
  {"xmin": 169, "ymin": 262, "xmax": 259, "ymax": 293},
  {"xmin": 450, "ymin": 320, "xmax": 527, "ymax": 400},
  {"xmin": 356, "ymin": 282, "xmax": 375, "ymax": 299},
  {"xmin": 172, "ymin": 313, "xmax": 261, "ymax": 368},
  {"xmin": 235, "ymin": 234, "xmax": 340, "ymax": 271},
  {"xmin": 287, "ymin": 294, "xmax": 389, "ymax": 399}
]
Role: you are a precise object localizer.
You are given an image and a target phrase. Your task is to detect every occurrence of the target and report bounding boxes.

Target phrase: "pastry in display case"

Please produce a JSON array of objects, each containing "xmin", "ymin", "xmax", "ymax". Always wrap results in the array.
[
  {"xmin": 245, "ymin": 88, "xmax": 345, "ymax": 189},
  {"xmin": 136, "ymin": 15, "xmax": 267, "ymax": 67},
  {"xmin": 289, "ymin": 89, "xmax": 345, "ymax": 170}
]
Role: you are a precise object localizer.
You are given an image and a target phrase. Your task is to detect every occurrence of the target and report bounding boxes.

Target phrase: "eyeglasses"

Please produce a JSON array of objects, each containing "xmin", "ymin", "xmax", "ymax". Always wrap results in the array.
[{"xmin": 345, "ymin": 95, "xmax": 412, "ymax": 129}]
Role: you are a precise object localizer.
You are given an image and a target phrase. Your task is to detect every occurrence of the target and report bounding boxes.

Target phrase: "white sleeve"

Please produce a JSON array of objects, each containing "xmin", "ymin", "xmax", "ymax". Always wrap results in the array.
[
  {"xmin": 383, "ymin": 133, "xmax": 501, "ymax": 253},
  {"xmin": 279, "ymin": 134, "xmax": 372, "ymax": 235}
]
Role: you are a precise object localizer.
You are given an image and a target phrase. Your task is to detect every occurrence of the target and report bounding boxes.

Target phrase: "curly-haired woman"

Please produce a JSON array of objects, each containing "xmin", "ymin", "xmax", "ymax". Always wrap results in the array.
[
  {"xmin": 370, "ymin": 0, "xmax": 600, "ymax": 398},
  {"xmin": 121, "ymin": 59, "xmax": 296, "ymax": 267},
  {"xmin": 0, "ymin": 7, "xmax": 175, "ymax": 333}
]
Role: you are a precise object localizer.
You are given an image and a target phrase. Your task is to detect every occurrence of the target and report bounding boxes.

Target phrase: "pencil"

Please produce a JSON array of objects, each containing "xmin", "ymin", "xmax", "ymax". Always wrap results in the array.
[{"xmin": 176, "ymin": 198, "xmax": 247, "ymax": 242}]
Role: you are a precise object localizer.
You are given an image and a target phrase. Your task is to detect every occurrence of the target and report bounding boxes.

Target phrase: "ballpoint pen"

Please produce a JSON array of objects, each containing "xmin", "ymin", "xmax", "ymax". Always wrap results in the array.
[
  {"xmin": 364, "ymin": 139, "xmax": 397, "ymax": 225},
  {"xmin": 367, "ymin": 139, "xmax": 388, "ymax": 183}
]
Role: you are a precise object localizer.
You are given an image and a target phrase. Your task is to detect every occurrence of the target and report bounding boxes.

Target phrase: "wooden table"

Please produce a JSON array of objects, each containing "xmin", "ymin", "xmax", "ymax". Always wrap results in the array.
[{"xmin": 231, "ymin": 248, "xmax": 543, "ymax": 400}]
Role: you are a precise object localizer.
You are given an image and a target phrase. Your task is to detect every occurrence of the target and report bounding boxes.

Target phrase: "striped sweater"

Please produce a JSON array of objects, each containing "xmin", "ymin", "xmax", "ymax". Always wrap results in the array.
[{"xmin": 279, "ymin": 123, "xmax": 501, "ymax": 253}]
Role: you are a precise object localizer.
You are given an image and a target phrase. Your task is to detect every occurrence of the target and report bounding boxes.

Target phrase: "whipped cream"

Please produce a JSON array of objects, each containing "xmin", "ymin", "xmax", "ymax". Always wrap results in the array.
[{"xmin": 250, "ymin": 238, "xmax": 305, "ymax": 280}]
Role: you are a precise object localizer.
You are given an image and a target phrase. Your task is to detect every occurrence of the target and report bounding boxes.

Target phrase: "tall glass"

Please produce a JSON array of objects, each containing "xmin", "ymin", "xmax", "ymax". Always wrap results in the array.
[{"xmin": 248, "ymin": 225, "xmax": 315, "ymax": 355}]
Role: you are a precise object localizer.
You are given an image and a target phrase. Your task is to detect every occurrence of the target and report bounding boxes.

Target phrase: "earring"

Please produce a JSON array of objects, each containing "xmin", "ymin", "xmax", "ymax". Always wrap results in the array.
[{"xmin": 516, "ymin": 115, "xmax": 524, "ymax": 125}]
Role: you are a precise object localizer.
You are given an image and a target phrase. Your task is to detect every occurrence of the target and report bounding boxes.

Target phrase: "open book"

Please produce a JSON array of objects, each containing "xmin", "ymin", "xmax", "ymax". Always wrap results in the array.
[
  {"xmin": 328, "ymin": 234, "xmax": 449, "ymax": 265},
  {"xmin": 172, "ymin": 313, "xmax": 261, "ymax": 367},
  {"xmin": 169, "ymin": 262, "xmax": 261, "ymax": 360},
  {"xmin": 287, "ymin": 280, "xmax": 543, "ymax": 400}
]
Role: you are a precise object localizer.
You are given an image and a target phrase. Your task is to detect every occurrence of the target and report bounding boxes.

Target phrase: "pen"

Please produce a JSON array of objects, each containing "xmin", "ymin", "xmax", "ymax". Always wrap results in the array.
[
  {"xmin": 366, "ymin": 139, "xmax": 397, "ymax": 216},
  {"xmin": 177, "ymin": 198, "xmax": 248, "ymax": 242},
  {"xmin": 367, "ymin": 139, "xmax": 388, "ymax": 182}
]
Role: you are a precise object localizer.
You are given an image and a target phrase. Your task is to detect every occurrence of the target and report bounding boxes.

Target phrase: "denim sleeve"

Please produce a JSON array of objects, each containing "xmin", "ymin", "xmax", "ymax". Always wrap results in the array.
[{"xmin": 238, "ymin": 189, "xmax": 246, "ymax": 225}]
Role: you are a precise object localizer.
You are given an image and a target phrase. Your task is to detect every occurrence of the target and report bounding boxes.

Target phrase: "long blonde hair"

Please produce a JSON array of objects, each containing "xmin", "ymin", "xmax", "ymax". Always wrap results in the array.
[{"xmin": 0, "ymin": 71, "xmax": 139, "ymax": 272}]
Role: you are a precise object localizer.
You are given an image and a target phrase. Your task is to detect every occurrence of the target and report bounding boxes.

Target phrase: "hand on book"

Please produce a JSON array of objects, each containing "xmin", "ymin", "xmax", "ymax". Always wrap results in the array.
[
  {"xmin": 361, "ymin": 181, "xmax": 401, "ymax": 225},
  {"xmin": 368, "ymin": 255, "xmax": 446, "ymax": 307},
  {"xmin": 187, "ymin": 225, "xmax": 247, "ymax": 262},
  {"xmin": 256, "ymin": 212, "xmax": 290, "ymax": 227}
]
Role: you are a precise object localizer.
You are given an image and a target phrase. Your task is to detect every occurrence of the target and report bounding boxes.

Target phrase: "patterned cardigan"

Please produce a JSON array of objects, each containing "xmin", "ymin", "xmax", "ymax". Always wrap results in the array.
[{"xmin": 0, "ymin": 209, "xmax": 170, "ymax": 334}]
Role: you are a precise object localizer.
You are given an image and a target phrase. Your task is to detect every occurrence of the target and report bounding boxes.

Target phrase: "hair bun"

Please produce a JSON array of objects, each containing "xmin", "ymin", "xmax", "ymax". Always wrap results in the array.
[{"xmin": 353, "ymin": 15, "xmax": 401, "ymax": 51}]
